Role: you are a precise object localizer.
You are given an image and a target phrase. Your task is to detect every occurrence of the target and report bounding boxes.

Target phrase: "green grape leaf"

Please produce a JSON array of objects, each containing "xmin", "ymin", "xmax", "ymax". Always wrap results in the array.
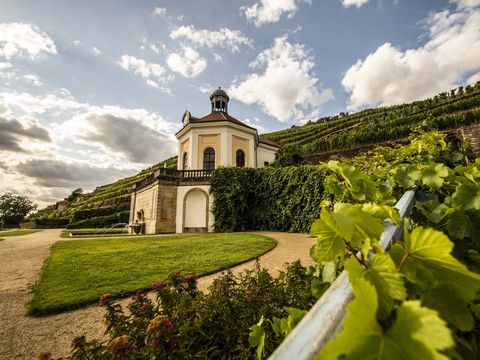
[
  {"xmin": 446, "ymin": 209, "xmax": 477, "ymax": 240},
  {"xmin": 455, "ymin": 163, "xmax": 480, "ymax": 184},
  {"xmin": 311, "ymin": 278, "xmax": 330, "ymax": 298},
  {"xmin": 394, "ymin": 227, "xmax": 480, "ymax": 307},
  {"xmin": 312, "ymin": 210, "xmax": 346, "ymax": 263},
  {"xmin": 312, "ymin": 203, "xmax": 399, "ymax": 258},
  {"xmin": 322, "ymin": 261, "xmax": 337, "ymax": 283},
  {"xmin": 391, "ymin": 165, "xmax": 421, "ymax": 190},
  {"xmin": 328, "ymin": 160, "xmax": 380, "ymax": 202},
  {"xmin": 318, "ymin": 279, "xmax": 453, "ymax": 360},
  {"xmin": 451, "ymin": 183, "xmax": 480, "ymax": 211},
  {"xmin": 249, "ymin": 316, "xmax": 265, "ymax": 360},
  {"xmin": 345, "ymin": 254, "xmax": 406, "ymax": 320},
  {"xmin": 422, "ymin": 285, "xmax": 474, "ymax": 331},
  {"xmin": 421, "ymin": 163, "xmax": 449, "ymax": 191},
  {"xmin": 416, "ymin": 201, "xmax": 453, "ymax": 225}
]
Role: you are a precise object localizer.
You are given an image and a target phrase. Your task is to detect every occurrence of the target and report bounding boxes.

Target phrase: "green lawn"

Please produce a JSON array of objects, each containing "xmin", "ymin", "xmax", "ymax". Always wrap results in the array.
[
  {"xmin": 0, "ymin": 229, "xmax": 41, "ymax": 237},
  {"xmin": 60, "ymin": 228, "xmax": 128, "ymax": 238},
  {"xmin": 29, "ymin": 233, "xmax": 276, "ymax": 315}
]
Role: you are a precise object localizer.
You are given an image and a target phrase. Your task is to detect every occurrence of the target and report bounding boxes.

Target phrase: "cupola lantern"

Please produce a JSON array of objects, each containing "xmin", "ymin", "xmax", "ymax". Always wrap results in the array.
[{"xmin": 210, "ymin": 87, "xmax": 229, "ymax": 113}]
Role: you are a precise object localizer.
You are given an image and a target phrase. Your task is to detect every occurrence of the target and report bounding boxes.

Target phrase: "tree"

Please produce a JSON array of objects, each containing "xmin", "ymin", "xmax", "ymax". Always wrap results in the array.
[
  {"xmin": 0, "ymin": 193, "xmax": 37, "ymax": 226},
  {"xmin": 65, "ymin": 188, "xmax": 83, "ymax": 202}
]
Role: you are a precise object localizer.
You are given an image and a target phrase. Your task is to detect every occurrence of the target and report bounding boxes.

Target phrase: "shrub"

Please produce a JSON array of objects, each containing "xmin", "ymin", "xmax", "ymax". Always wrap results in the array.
[
  {"xmin": 52, "ymin": 262, "xmax": 319, "ymax": 359},
  {"xmin": 71, "ymin": 204, "xmax": 129, "ymax": 222},
  {"xmin": 33, "ymin": 217, "xmax": 71, "ymax": 228},
  {"xmin": 66, "ymin": 211, "xmax": 130, "ymax": 229}
]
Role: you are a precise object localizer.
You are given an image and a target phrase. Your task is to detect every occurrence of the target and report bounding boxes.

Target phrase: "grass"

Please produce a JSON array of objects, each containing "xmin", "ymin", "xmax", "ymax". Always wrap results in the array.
[
  {"xmin": 60, "ymin": 228, "xmax": 128, "ymax": 238},
  {"xmin": 28, "ymin": 233, "xmax": 276, "ymax": 315},
  {"xmin": 0, "ymin": 229, "xmax": 41, "ymax": 237}
]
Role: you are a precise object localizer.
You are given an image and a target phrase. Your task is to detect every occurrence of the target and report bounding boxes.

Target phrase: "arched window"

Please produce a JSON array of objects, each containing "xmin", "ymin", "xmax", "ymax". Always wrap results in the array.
[
  {"xmin": 203, "ymin": 147, "xmax": 215, "ymax": 170},
  {"xmin": 236, "ymin": 149, "xmax": 245, "ymax": 167},
  {"xmin": 182, "ymin": 152, "xmax": 188, "ymax": 170}
]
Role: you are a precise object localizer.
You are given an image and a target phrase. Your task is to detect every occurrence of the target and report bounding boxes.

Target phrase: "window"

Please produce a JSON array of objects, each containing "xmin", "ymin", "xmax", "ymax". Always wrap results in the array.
[
  {"xmin": 182, "ymin": 152, "xmax": 188, "ymax": 170},
  {"xmin": 236, "ymin": 149, "xmax": 245, "ymax": 167},
  {"xmin": 203, "ymin": 147, "xmax": 215, "ymax": 170}
]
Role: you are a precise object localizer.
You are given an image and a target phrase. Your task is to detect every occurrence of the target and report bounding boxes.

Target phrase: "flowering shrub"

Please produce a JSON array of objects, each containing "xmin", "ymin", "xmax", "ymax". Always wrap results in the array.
[{"xmin": 47, "ymin": 261, "xmax": 318, "ymax": 359}]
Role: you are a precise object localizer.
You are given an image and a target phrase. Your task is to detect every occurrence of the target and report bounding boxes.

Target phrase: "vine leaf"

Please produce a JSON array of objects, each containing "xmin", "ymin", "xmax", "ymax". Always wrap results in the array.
[
  {"xmin": 312, "ymin": 203, "xmax": 399, "ymax": 262},
  {"xmin": 311, "ymin": 211, "xmax": 345, "ymax": 263},
  {"xmin": 248, "ymin": 316, "xmax": 265, "ymax": 360},
  {"xmin": 452, "ymin": 183, "xmax": 480, "ymax": 211},
  {"xmin": 345, "ymin": 254, "xmax": 406, "ymax": 321},
  {"xmin": 421, "ymin": 163, "xmax": 449, "ymax": 191},
  {"xmin": 318, "ymin": 279, "xmax": 453, "ymax": 360},
  {"xmin": 422, "ymin": 285, "xmax": 474, "ymax": 331},
  {"xmin": 391, "ymin": 165, "xmax": 421, "ymax": 190},
  {"xmin": 390, "ymin": 227, "xmax": 480, "ymax": 330}
]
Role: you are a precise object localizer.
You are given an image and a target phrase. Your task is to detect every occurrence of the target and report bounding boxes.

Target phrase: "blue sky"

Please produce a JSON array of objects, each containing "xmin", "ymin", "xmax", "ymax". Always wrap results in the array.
[{"xmin": 1, "ymin": 0, "xmax": 479, "ymax": 206}]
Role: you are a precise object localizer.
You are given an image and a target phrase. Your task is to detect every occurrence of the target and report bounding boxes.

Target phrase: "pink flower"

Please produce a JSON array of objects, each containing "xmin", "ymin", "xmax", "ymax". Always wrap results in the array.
[{"xmin": 152, "ymin": 280, "xmax": 165, "ymax": 289}]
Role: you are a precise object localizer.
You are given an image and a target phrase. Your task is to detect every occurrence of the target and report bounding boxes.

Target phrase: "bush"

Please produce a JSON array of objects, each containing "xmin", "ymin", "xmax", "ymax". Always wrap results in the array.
[
  {"xmin": 33, "ymin": 217, "xmax": 71, "ymax": 228},
  {"xmin": 71, "ymin": 204, "xmax": 129, "ymax": 222},
  {"xmin": 66, "ymin": 211, "xmax": 130, "ymax": 229},
  {"xmin": 210, "ymin": 166, "xmax": 329, "ymax": 233},
  {"xmin": 49, "ymin": 262, "xmax": 319, "ymax": 359}
]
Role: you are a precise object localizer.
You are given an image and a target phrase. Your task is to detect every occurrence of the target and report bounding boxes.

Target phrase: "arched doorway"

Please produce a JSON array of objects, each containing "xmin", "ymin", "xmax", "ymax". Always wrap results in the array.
[{"xmin": 183, "ymin": 188, "xmax": 209, "ymax": 233}]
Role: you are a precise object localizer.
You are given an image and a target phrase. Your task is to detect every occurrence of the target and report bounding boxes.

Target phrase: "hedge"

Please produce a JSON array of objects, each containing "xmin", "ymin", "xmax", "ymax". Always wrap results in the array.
[
  {"xmin": 210, "ymin": 165, "xmax": 329, "ymax": 233},
  {"xmin": 66, "ymin": 211, "xmax": 130, "ymax": 229},
  {"xmin": 31, "ymin": 217, "xmax": 71, "ymax": 228},
  {"xmin": 71, "ymin": 204, "xmax": 129, "ymax": 222}
]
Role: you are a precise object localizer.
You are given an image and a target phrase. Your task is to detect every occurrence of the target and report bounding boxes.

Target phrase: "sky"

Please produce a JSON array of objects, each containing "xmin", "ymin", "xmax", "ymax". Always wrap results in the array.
[{"xmin": 1, "ymin": 0, "xmax": 480, "ymax": 207}]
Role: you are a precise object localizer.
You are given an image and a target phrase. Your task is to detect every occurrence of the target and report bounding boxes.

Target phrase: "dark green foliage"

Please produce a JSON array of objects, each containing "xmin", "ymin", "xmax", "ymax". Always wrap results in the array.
[
  {"xmin": 33, "ymin": 217, "xmax": 70, "ymax": 228},
  {"xmin": 0, "ymin": 192, "xmax": 37, "ymax": 226},
  {"xmin": 55, "ymin": 262, "xmax": 318, "ymax": 359},
  {"xmin": 66, "ymin": 211, "xmax": 130, "ymax": 229},
  {"xmin": 71, "ymin": 204, "xmax": 129, "ymax": 222},
  {"xmin": 65, "ymin": 188, "xmax": 83, "ymax": 202},
  {"xmin": 210, "ymin": 166, "xmax": 328, "ymax": 233}
]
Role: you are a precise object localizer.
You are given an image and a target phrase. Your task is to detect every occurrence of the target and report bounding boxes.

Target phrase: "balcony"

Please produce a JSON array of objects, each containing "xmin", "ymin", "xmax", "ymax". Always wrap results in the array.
[{"xmin": 133, "ymin": 168, "xmax": 213, "ymax": 190}]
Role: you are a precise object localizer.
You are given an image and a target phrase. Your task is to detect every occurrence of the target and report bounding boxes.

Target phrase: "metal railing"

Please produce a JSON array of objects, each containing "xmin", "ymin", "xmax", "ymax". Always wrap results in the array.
[{"xmin": 269, "ymin": 190, "xmax": 416, "ymax": 360}]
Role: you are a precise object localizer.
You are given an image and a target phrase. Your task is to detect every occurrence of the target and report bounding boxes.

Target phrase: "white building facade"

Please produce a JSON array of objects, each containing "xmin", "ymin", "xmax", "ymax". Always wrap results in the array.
[{"xmin": 129, "ymin": 88, "xmax": 279, "ymax": 234}]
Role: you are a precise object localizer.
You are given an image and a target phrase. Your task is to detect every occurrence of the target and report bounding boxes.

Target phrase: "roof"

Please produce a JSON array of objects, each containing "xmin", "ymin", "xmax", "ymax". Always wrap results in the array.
[
  {"xmin": 189, "ymin": 111, "xmax": 257, "ymax": 130},
  {"xmin": 258, "ymin": 136, "xmax": 280, "ymax": 148},
  {"xmin": 210, "ymin": 88, "xmax": 229, "ymax": 101}
]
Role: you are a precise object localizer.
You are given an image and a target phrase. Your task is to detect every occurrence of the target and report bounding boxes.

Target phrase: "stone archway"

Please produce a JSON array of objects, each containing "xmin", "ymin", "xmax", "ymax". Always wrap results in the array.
[{"xmin": 182, "ymin": 188, "xmax": 209, "ymax": 233}]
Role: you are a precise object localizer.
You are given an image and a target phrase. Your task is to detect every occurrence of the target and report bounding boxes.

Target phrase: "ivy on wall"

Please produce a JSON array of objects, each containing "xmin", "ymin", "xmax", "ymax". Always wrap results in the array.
[{"xmin": 210, "ymin": 166, "xmax": 329, "ymax": 233}]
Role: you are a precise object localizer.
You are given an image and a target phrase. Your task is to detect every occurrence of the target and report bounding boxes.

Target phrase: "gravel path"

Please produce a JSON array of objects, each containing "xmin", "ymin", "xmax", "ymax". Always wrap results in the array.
[{"xmin": 0, "ymin": 230, "xmax": 315, "ymax": 359}]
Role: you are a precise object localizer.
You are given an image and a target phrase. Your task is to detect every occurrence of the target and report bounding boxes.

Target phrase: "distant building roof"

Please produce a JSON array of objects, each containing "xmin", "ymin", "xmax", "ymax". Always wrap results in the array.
[{"xmin": 259, "ymin": 136, "xmax": 280, "ymax": 148}]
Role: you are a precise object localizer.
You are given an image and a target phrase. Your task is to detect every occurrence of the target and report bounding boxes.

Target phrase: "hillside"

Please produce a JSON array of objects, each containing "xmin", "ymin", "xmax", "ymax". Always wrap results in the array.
[{"xmin": 27, "ymin": 82, "xmax": 480, "ymax": 228}]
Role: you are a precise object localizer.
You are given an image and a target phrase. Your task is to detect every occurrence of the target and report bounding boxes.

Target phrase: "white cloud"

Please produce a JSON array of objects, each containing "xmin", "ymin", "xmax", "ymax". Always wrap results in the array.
[
  {"xmin": 91, "ymin": 46, "xmax": 101, "ymax": 56},
  {"xmin": 213, "ymin": 53, "xmax": 223, "ymax": 62},
  {"xmin": 0, "ymin": 91, "xmax": 86, "ymax": 114},
  {"xmin": 118, "ymin": 54, "xmax": 172, "ymax": 90},
  {"xmin": 167, "ymin": 47, "xmax": 207, "ymax": 78},
  {"xmin": 341, "ymin": 0, "xmax": 370, "ymax": 8},
  {"xmin": 23, "ymin": 74, "xmax": 42, "ymax": 86},
  {"xmin": 229, "ymin": 36, "xmax": 333, "ymax": 123},
  {"xmin": 342, "ymin": 5, "xmax": 480, "ymax": 110},
  {"xmin": 153, "ymin": 7, "xmax": 167, "ymax": 17},
  {"xmin": 243, "ymin": 0, "xmax": 311, "ymax": 27},
  {"xmin": 169, "ymin": 25, "xmax": 253, "ymax": 52},
  {"xmin": 0, "ymin": 23, "xmax": 57, "ymax": 60},
  {"xmin": 0, "ymin": 62, "xmax": 12, "ymax": 70},
  {"xmin": 61, "ymin": 106, "xmax": 178, "ymax": 163},
  {"xmin": 450, "ymin": 0, "xmax": 480, "ymax": 9}
]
